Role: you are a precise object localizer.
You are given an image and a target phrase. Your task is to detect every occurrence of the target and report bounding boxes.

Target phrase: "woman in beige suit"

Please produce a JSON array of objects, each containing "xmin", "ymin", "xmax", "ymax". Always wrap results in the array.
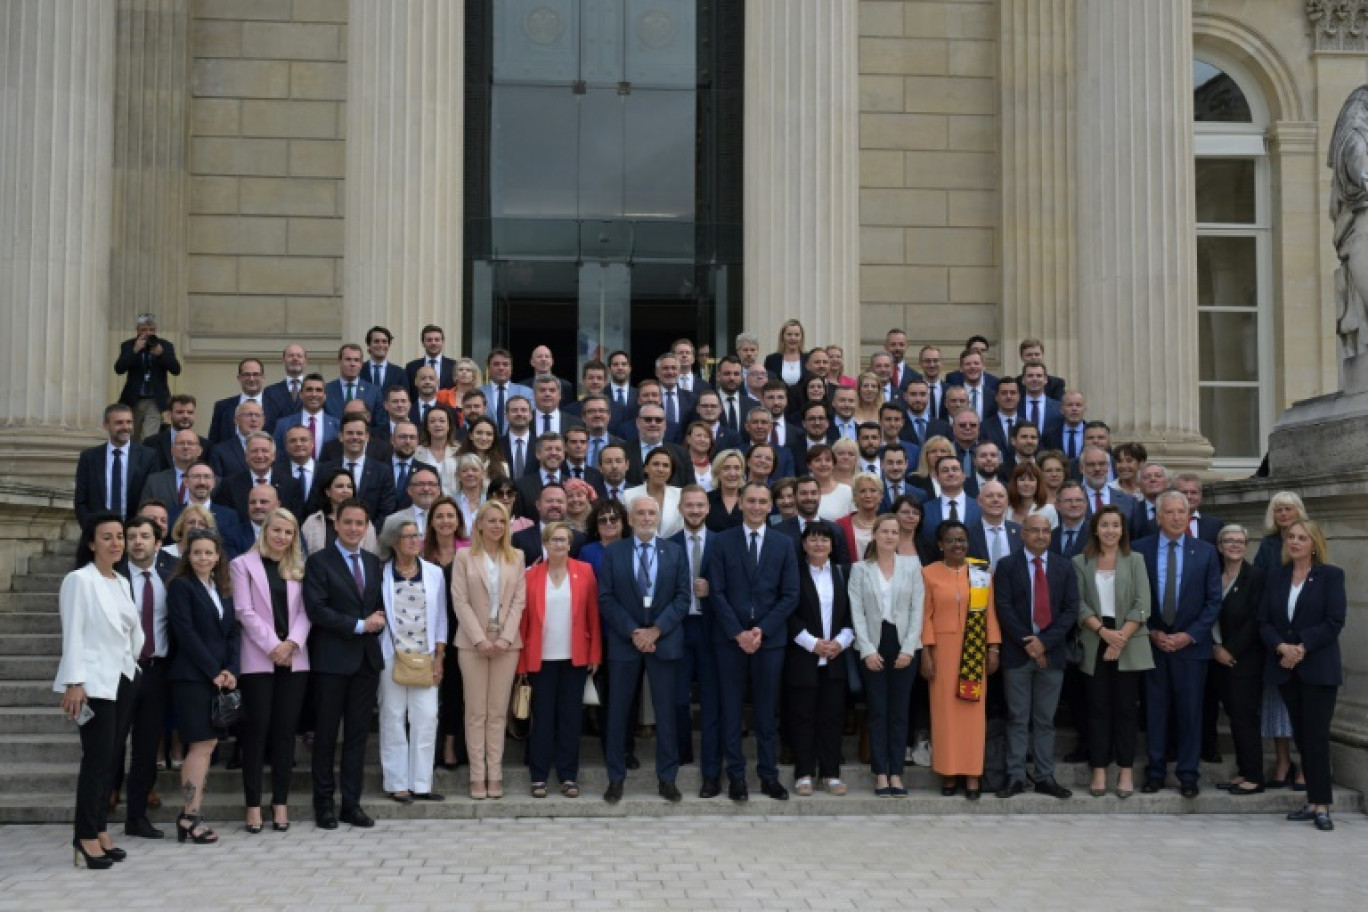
[
  {"xmin": 1072, "ymin": 504, "xmax": 1153, "ymax": 798},
  {"xmin": 449, "ymin": 501, "xmax": 526, "ymax": 799}
]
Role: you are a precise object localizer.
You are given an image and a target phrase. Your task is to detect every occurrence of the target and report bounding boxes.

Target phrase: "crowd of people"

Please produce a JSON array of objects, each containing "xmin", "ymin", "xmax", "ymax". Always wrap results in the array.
[{"xmin": 55, "ymin": 313, "xmax": 1347, "ymax": 867}]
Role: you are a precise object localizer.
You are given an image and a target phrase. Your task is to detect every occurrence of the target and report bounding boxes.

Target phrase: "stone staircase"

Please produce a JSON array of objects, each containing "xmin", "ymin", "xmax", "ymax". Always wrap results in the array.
[{"xmin": 0, "ymin": 539, "xmax": 1360, "ymax": 824}]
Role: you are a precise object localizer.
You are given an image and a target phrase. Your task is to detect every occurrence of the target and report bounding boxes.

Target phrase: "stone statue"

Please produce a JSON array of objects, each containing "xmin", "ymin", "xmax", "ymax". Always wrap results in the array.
[{"xmin": 1329, "ymin": 85, "xmax": 1368, "ymax": 360}]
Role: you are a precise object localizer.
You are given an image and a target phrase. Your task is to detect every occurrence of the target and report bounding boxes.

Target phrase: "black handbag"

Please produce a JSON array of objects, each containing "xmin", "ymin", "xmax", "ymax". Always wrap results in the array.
[{"xmin": 210, "ymin": 687, "xmax": 243, "ymax": 732}]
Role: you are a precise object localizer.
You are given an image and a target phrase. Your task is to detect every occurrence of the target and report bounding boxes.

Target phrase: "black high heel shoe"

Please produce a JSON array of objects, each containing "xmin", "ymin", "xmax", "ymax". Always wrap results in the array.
[
  {"xmin": 177, "ymin": 813, "xmax": 219, "ymax": 844},
  {"xmin": 271, "ymin": 804, "xmax": 290, "ymax": 832},
  {"xmin": 72, "ymin": 838, "xmax": 114, "ymax": 870},
  {"xmin": 99, "ymin": 844, "xmax": 127, "ymax": 862}
]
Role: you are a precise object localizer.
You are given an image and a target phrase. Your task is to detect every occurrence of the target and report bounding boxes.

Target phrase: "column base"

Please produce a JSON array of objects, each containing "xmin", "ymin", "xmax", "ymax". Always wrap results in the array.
[
  {"xmin": 0, "ymin": 428, "xmax": 102, "ymax": 494},
  {"xmin": 1112, "ymin": 432, "xmax": 1213, "ymax": 473}
]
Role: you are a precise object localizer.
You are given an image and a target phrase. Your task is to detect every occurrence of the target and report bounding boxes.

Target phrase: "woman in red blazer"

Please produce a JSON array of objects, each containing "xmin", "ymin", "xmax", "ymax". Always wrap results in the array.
[
  {"xmin": 517, "ymin": 521, "xmax": 602, "ymax": 798},
  {"xmin": 229, "ymin": 508, "xmax": 311, "ymax": 833}
]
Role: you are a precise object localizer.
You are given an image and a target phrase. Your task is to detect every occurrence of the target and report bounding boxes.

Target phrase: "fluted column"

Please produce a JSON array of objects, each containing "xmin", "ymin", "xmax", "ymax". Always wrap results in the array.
[
  {"xmin": 1075, "ymin": 0, "xmax": 1212, "ymax": 468},
  {"xmin": 345, "ymin": 0, "xmax": 464, "ymax": 354},
  {"xmin": 0, "ymin": 0, "xmax": 117, "ymax": 486},
  {"xmin": 1000, "ymin": 0, "xmax": 1078, "ymax": 385},
  {"xmin": 109, "ymin": 0, "xmax": 191, "ymax": 341},
  {"xmin": 744, "ymin": 0, "xmax": 859, "ymax": 358}
]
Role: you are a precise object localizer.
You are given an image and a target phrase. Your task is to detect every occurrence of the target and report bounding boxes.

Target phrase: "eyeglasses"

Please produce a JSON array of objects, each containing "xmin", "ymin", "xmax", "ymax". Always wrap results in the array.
[
  {"xmin": 1219, "ymin": 538, "xmax": 1247, "ymax": 546},
  {"xmin": 493, "ymin": 489, "xmax": 517, "ymax": 498},
  {"xmin": 639, "ymin": 417, "xmax": 665, "ymax": 424},
  {"xmin": 399, "ymin": 533, "xmax": 424, "ymax": 541},
  {"xmin": 598, "ymin": 515, "xmax": 622, "ymax": 524}
]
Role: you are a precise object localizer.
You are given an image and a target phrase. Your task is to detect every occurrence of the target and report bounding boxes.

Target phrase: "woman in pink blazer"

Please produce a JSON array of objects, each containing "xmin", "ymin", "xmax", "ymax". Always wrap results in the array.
[
  {"xmin": 517, "ymin": 522, "xmax": 602, "ymax": 798},
  {"xmin": 229, "ymin": 508, "xmax": 311, "ymax": 833}
]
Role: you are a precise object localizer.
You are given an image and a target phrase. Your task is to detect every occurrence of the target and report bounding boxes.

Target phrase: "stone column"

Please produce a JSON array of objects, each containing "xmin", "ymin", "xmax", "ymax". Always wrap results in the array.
[
  {"xmin": 109, "ymin": 0, "xmax": 191, "ymax": 349},
  {"xmin": 1075, "ymin": 0, "xmax": 1212, "ymax": 468},
  {"xmin": 345, "ymin": 0, "xmax": 464, "ymax": 355},
  {"xmin": 744, "ymin": 0, "xmax": 860, "ymax": 359},
  {"xmin": 999, "ymin": 0, "xmax": 1078, "ymax": 385},
  {"xmin": 0, "ymin": 0, "xmax": 117, "ymax": 487}
]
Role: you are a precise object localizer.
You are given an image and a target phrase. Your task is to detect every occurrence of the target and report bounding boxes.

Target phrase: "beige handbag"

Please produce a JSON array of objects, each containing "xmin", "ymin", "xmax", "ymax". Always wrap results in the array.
[
  {"xmin": 511, "ymin": 674, "xmax": 533, "ymax": 721},
  {"xmin": 392, "ymin": 650, "xmax": 435, "ymax": 688}
]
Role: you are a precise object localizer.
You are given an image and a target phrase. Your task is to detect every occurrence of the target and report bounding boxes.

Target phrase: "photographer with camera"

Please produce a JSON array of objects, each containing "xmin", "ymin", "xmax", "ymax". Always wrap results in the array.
[{"xmin": 115, "ymin": 314, "xmax": 183, "ymax": 444}]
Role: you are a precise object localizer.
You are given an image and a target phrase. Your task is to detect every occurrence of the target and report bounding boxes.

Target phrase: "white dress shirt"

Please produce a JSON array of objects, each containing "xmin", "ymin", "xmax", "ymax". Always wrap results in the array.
[
  {"xmin": 684, "ymin": 527, "xmax": 708, "ymax": 615},
  {"xmin": 794, "ymin": 561, "xmax": 855, "ymax": 665},
  {"xmin": 129, "ymin": 562, "xmax": 169, "ymax": 657}
]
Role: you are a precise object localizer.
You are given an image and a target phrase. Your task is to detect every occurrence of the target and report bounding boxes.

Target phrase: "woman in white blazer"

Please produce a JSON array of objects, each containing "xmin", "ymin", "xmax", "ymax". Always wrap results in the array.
[
  {"xmin": 55, "ymin": 513, "xmax": 143, "ymax": 869},
  {"xmin": 377, "ymin": 518, "xmax": 450, "ymax": 803},
  {"xmin": 849, "ymin": 514, "xmax": 925, "ymax": 797},
  {"xmin": 622, "ymin": 447, "xmax": 684, "ymax": 538}
]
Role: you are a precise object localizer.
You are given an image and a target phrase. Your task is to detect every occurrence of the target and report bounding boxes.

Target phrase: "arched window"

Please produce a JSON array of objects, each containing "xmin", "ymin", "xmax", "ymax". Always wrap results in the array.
[{"xmin": 1193, "ymin": 54, "xmax": 1271, "ymax": 469}]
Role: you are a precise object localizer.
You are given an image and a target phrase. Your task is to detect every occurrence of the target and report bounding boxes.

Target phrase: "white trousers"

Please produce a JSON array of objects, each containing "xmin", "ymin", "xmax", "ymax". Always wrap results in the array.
[{"xmin": 377, "ymin": 659, "xmax": 439, "ymax": 794}]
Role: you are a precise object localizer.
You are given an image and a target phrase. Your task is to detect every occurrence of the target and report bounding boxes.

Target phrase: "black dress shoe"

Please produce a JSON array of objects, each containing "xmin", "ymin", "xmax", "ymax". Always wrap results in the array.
[
  {"xmin": 624, "ymin": 754, "xmax": 640, "ymax": 771},
  {"xmin": 1035, "ymin": 778, "xmax": 1073, "ymax": 800},
  {"xmin": 1062, "ymin": 750, "xmax": 1088, "ymax": 764},
  {"xmin": 997, "ymin": 780, "xmax": 1026, "ymax": 799},
  {"xmin": 1228, "ymin": 782, "xmax": 1265, "ymax": 795},
  {"xmin": 603, "ymin": 781, "xmax": 623, "ymax": 803},
  {"xmin": 760, "ymin": 779, "xmax": 789, "ymax": 801},
  {"xmin": 728, "ymin": 779, "xmax": 749, "ymax": 802},
  {"xmin": 339, "ymin": 806, "xmax": 375, "ymax": 828},
  {"xmin": 124, "ymin": 817, "xmax": 164, "ymax": 839},
  {"xmin": 1314, "ymin": 811, "xmax": 1335, "ymax": 831},
  {"xmin": 1179, "ymin": 782, "xmax": 1200, "ymax": 799},
  {"xmin": 1286, "ymin": 805, "xmax": 1317, "ymax": 822},
  {"xmin": 658, "ymin": 780, "xmax": 682, "ymax": 803},
  {"xmin": 413, "ymin": 792, "xmax": 445, "ymax": 801},
  {"xmin": 964, "ymin": 788, "xmax": 981, "ymax": 801},
  {"xmin": 315, "ymin": 809, "xmax": 338, "ymax": 830},
  {"xmin": 699, "ymin": 779, "xmax": 722, "ymax": 799},
  {"xmin": 390, "ymin": 792, "xmax": 415, "ymax": 805},
  {"xmin": 1140, "ymin": 779, "xmax": 1164, "ymax": 794}
]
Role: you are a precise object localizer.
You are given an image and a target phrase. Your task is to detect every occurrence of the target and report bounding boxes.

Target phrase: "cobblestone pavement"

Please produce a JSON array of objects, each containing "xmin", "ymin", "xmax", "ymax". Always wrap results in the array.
[{"xmin": 0, "ymin": 813, "xmax": 1360, "ymax": 911}]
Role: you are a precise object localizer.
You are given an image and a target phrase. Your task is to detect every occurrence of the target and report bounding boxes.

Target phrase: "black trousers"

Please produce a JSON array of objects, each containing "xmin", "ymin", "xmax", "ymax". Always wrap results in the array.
[
  {"xmin": 437, "ymin": 646, "xmax": 467, "ymax": 763},
  {"xmin": 311, "ymin": 668, "xmax": 379, "ymax": 812},
  {"xmin": 1281, "ymin": 678, "xmax": 1338, "ymax": 806},
  {"xmin": 527, "ymin": 661, "xmax": 589, "ymax": 783},
  {"xmin": 1212, "ymin": 662, "xmax": 1265, "ymax": 783},
  {"xmin": 860, "ymin": 622, "xmax": 915, "ymax": 776},
  {"xmin": 785, "ymin": 669, "xmax": 847, "ymax": 780},
  {"xmin": 239, "ymin": 668, "xmax": 309, "ymax": 807},
  {"xmin": 906, "ymin": 649, "xmax": 930, "ymax": 742},
  {"xmin": 75, "ymin": 674, "xmax": 138, "ymax": 841},
  {"xmin": 1085, "ymin": 656, "xmax": 1140, "ymax": 769},
  {"xmin": 1062, "ymin": 661, "xmax": 1091, "ymax": 750},
  {"xmin": 117, "ymin": 659, "xmax": 169, "ymax": 822}
]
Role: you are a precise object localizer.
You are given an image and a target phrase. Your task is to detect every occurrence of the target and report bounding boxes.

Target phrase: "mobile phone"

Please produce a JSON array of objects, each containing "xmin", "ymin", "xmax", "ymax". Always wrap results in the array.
[{"xmin": 73, "ymin": 702, "xmax": 94, "ymax": 726}]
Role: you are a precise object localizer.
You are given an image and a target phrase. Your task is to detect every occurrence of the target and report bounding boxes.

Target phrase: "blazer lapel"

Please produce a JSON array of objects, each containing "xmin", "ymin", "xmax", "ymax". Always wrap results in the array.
[{"xmin": 1289, "ymin": 570, "xmax": 1314, "ymax": 622}]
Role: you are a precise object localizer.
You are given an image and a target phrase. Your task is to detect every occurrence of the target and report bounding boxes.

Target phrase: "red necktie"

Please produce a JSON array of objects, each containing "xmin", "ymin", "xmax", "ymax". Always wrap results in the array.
[
  {"xmin": 769, "ymin": 426, "xmax": 779, "ymax": 446},
  {"xmin": 1032, "ymin": 557, "xmax": 1051, "ymax": 631},
  {"xmin": 256, "ymin": 476, "xmax": 268, "ymax": 486},
  {"xmin": 176, "ymin": 477, "xmax": 187, "ymax": 506},
  {"xmin": 349, "ymin": 552, "xmax": 364, "ymax": 594},
  {"xmin": 139, "ymin": 571, "xmax": 155, "ymax": 661},
  {"xmin": 1094, "ymin": 489, "xmax": 1103, "ymax": 512}
]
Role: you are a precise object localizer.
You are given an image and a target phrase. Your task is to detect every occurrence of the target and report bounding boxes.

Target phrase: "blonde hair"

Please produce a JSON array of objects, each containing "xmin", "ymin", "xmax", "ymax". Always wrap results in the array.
[
  {"xmin": 776, "ymin": 318, "xmax": 806, "ymax": 353},
  {"xmin": 541, "ymin": 520, "xmax": 574, "ymax": 546},
  {"xmin": 1282, "ymin": 519, "xmax": 1330, "ymax": 565},
  {"xmin": 862, "ymin": 514, "xmax": 901, "ymax": 561},
  {"xmin": 469, "ymin": 500, "xmax": 520, "ymax": 564},
  {"xmin": 171, "ymin": 504, "xmax": 217, "ymax": 545},
  {"xmin": 915, "ymin": 435, "xmax": 954, "ymax": 477},
  {"xmin": 1263, "ymin": 490, "xmax": 1308, "ymax": 535},
  {"xmin": 251, "ymin": 508, "xmax": 305, "ymax": 580},
  {"xmin": 856, "ymin": 371, "xmax": 884, "ymax": 406}
]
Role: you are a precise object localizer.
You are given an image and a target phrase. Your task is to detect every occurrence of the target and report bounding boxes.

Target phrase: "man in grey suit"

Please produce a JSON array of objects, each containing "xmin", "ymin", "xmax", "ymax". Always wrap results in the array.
[
  {"xmin": 479, "ymin": 348, "xmax": 534, "ymax": 434},
  {"xmin": 141, "ymin": 429, "xmax": 204, "ymax": 509},
  {"xmin": 1079, "ymin": 445, "xmax": 1137, "ymax": 524}
]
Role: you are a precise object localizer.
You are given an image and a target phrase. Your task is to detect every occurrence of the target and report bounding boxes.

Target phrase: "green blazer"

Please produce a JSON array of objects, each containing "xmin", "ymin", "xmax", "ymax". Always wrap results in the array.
[{"xmin": 1072, "ymin": 551, "xmax": 1155, "ymax": 674}]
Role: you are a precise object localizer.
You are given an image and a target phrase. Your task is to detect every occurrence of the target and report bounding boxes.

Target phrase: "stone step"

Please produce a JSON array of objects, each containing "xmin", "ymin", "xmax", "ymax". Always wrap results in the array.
[
  {"xmin": 0, "ymin": 706, "xmax": 70, "ymax": 735},
  {"xmin": 27, "ymin": 554, "xmax": 75, "ymax": 575},
  {"xmin": 0, "ymin": 613, "xmax": 61, "ymax": 635},
  {"xmin": 0, "ymin": 656, "xmax": 56, "ymax": 679},
  {"xmin": 0, "ymin": 633, "xmax": 62, "ymax": 656},
  {"xmin": 47, "ymin": 540, "xmax": 78, "ymax": 558},
  {"xmin": 0, "ymin": 593, "xmax": 57, "ymax": 613},
  {"xmin": 0, "ymin": 681, "xmax": 56, "ymax": 706},
  {"xmin": 12, "ymin": 573, "xmax": 66, "ymax": 593},
  {"xmin": 0, "ymin": 781, "xmax": 1357, "ymax": 826}
]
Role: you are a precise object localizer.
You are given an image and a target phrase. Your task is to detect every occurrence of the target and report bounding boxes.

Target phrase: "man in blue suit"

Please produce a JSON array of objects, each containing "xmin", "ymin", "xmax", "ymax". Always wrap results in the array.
[
  {"xmin": 1018, "ymin": 363, "xmax": 1064, "ymax": 435},
  {"xmin": 480, "ymin": 348, "xmax": 535, "ymax": 434},
  {"xmin": 709, "ymin": 483, "xmax": 800, "ymax": 801},
  {"xmin": 324, "ymin": 344, "xmax": 383, "ymax": 421},
  {"xmin": 920, "ymin": 456, "xmax": 982, "ymax": 554},
  {"xmin": 272, "ymin": 374, "xmax": 338, "ymax": 461},
  {"xmin": 361, "ymin": 326, "xmax": 407, "ymax": 392},
  {"xmin": 598, "ymin": 496, "xmax": 692, "ymax": 803},
  {"xmin": 1135, "ymin": 490, "xmax": 1222, "ymax": 798},
  {"xmin": 669, "ymin": 486, "xmax": 725, "ymax": 795}
]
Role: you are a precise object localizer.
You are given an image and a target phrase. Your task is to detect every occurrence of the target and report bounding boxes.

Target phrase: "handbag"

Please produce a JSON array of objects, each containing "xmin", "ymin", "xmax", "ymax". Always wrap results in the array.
[
  {"xmin": 582, "ymin": 673, "xmax": 601, "ymax": 707},
  {"xmin": 210, "ymin": 687, "xmax": 243, "ymax": 732},
  {"xmin": 511, "ymin": 674, "xmax": 533, "ymax": 721},
  {"xmin": 392, "ymin": 650, "xmax": 435, "ymax": 688}
]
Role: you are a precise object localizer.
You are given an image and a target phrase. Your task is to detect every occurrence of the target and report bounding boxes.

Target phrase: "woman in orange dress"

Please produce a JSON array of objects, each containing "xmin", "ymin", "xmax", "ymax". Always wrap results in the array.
[{"xmin": 920, "ymin": 520, "xmax": 1000, "ymax": 800}]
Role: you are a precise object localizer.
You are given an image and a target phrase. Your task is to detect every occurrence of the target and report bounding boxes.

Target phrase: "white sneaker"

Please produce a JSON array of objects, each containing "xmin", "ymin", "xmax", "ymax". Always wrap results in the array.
[{"xmin": 911, "ymin": 738, "xmax": 932, "ymax": 768}]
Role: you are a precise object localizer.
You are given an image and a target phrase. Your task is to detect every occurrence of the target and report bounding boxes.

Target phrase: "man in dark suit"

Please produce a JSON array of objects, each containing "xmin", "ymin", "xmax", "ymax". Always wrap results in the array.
[
  {"xmin": 1019, "ymin": 362, "xmax": 1065, "ymax": 434},
  {"xmin": 1080, "ymin": 445, "xmax": 1138, "ymax": 530},
  {"xmin": 213, "ymin": 432, "xmax": 305, "ymax": 524},
  {"xmin": 790, "ymin": 401, "xmax": 839, "ymax": 475},
  {"xmin": 670, "ymin": 486, "xmax": 724, "ymax": 793},
  {"xmin": 273, "ymin": 374, "xmax": 338, "ymax": 461},
  {"xmin": 303, "ymin": 499, "xmax": 386, "ymax": 829},
  {"xmin": 167, "ymin": 461, "xmax": 252, "ymax": 558},
  {"xmin": 518, "ymin": 345, "xmax": 576, "ymax": 405},
  {"xmin": 142, "ymin": 429, "xmax": 204, "ymax": 509},
  {"xmin": 1135, "ymin": 491, "xmax": 1222, "ymax": 798},
  {"xmin": 625, "ymin": 406, "xmax": 695, "ymax": 487},
  {"xmin": 994, "ymin": 514, "xmax": 1080, "ymax": 799},
  {"xmin": 479, "ymin": 349, "xmax": 534, "ymax": 433},
  {"xmin": 1018, "ymin": 339, "xmax": 1067, "ymax": 400},
  {"xmin": 578, "ymin": 396, "xmax": 627, "ymax": 475},
  {"xmin": 511, "ymin": 484, "xmax": 586, "ymax": 566},
  {"xmin": 515, "ymin": 433, "xmax": 569, "ymax": 522},
  {"xmin": 883, "ymin": 328, "xmax": 919, "ymax": 392},
  {"xmin": 528, "ymin": 374, "xmax": 585, "ymax": 440},
  {"xmin": 916, "ymin": 345, "xmax": 951, "ymax": 420},
  {"xmin": 404, "ymin": 323, "xmax": 457, "ymax": 391},
  {"xmin": 210, "ymin": 399, "xmax": 268, "ymax": 482},
  {"xmin": 966, "ymin": 441, "xmax": 1004, "ymax": 499},
  {"xmin": 261, "ymin": 343, "xmax": 311, "ymax": 427},
  {"xmin": 1174, "ymin": 473, "xmax": 1224, "ymax": 545},
  {"xmin": 654, "ymin": 352, "xmax": 698, "ymax": 434},
  {"xmin": 980, "ymin": 377, "xmax": 1024, "ymax": 456},
  {"xmin": 598, "ymin": 496, "xmax": 693, "ymax": 803},
  {"xmin": 738, "ymin": 407, "xmax": 797, "ymax": 479},
  {"xmin": 143, "ymin": 395, "xmax": 209, "ymax": 472},
  {"xmin": 899, "ymin": 380, "xmax": 952, "ymax": 447},
  {"xmin": 362, "ymin": 325, "xmax": 407, "ymax": 393},
  {"xmin": 115, "ymin": 314, "xmax": 181, "ymax": 443},
  {"xmin": 1050, "ymin": 481, "xmax": 1091, "ymax": 559},
  {"xmin": 775, "ymin": 477, "xmax": 853, "ymax": 568},
  {"xmin": 208, "ymin": 358, "xmax": 277, "ymax": 447},
  {"xmin": 949, "ymin": 409, "xmax": 982, "ymax": 478},
  {"xmin": 878, "ymin": 446, "xmax": 924, "ymax": 512},
  {"xmin": 711, "ymin": 356, "xmax": 759, "ymax": 437},
  {"xmin": 324, "ymin": 344, "xmax": 383, "ymax": 421},
  {"xmin": 920, "ymin": 456, "xmax": 982, "ymax": 552},
  {"xmin": 709, "ymin": 483, "xmax": 800, "ymax": 801},
  {"xmin": 969, "ymin": 480, "xmax": 1022, "ymax": 571},
  {"xmin": 317, "ymin": 414, "xmax": 396, "ymax": 529},
  {"xmin": 559, "ymin": 427, "xmax": 607, "ymax": 496},
  {"xmin": 945, "ymin": 349, "xmax": 997, "ymax": 421},
  {"xmin": 1043, "ymin": 390, "xmax": 1088, "ymax": 460},
  {"xmin": 74, "ymin": 404, "xmax": 157, "ymax": 524},
  {"xmin": 604, "ymin": 350, "xmax": 639, "ymax": 415},
  {"xmin": 115, "ymin": 514, "xmax": 178, "ymax": 838}
]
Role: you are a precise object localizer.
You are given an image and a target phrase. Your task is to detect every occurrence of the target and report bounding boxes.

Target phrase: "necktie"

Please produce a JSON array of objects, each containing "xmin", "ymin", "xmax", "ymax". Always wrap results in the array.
[
  {"xmin": 542, "ymin": 413, "xmax": 552, "ymax": 435},
  {"xmin": 345, "ymin": 382, "xmax": 355, "ymax": 402},
  {"xmin": 1030, "ymin": 400, "xmax": 1041, "ymax": 429},
  {"xmin": 1066, "ymin": 428, "xmax": 1078, "ymax": 459},
  {"xmin": 930, "ymin": 385, "xmax": 939, "ymax": 417},
  {"xmin": 589, "ymin": 437, "xmax": 603, "ymax": 468},
  {"xmin": 609, "ymin": 486, "xmax": 619, "ymax": 501},
  {"xmin": 989, "ymin": 526, "xmax": 1005, "ymax": 568},
  {"xmin": 1162, "ymin": 540, "xmax": 1178, "ymax": 625},
  {"xmin": 1148, "ymin": 503, "xmax": 1156, "ymax": 521},
  {"xmin": 496, "ymin": 385, "xmax": 507, "ymax": 429},
  {"xmin": 513, "ymin": 438, "xmax": 525, "ymax": 477},
  {"xmin": 971, "ymin": 388, "xmax": 979, "ymax": 414},
  {"xmin": 139, "ymin": 571, "xmax": 155, "ymax": 661},
  {"xmin": 420, "ymin": 402, "xmax": 429, "ymax": 423},
  {"xmin": 571, "ymin": 465, "xmax": 582, "ymax": 480},
  {"xmin": 665, "ymin": 390, "xmax": 677, "ymax": 425},
  {"xmin": 176, "ymin": 475, "xmax": 187, "ymax": 506},
  {"xmin": 749, "ymin": 531, "xmax": 760, "ymax": 569},
  {"xmin": 914, "ymin": 417, "xmax": 925, "ymax": 441},
  {"xmin": 770, "ymin": 426, "xmax": 779, "ymax": 446},
  {"xmin": 256, "ymin": 475, "xmax": 268, "ymax": 486},
  {"xmin": 891, "ymin": 482, "xmax": 901, "ymax": 499},
  {"xmin": 429, "ymin": 358, "xmax": 438, "ymax": 376},
  {"xmin": 892, "ymin": 364, "xmax": 900, "ymax": 388},
  {"xmin": 726, "ymin": 396, "xmax": 738, "ymax": 430},
  {"xmin": 349, "ymin": 551, "xmax": 364, "ymax": 594},
  {"xmin": 347, "ymin": 461, "xmax": 358, "ymax": 491},
  {"xmin": 615, "ymin": 387, "xmax": 626, "ymax": 407},
  {"xmin": 374, "ymin": 364, "xmax": 384, "ymax": 386},
  {"xmin": 289, "ymin": 378, "xmax": 300, "ymax": 405},
  {"xmin": 307, "ymin": 415, "xmax": 317, "ymax": 455},
  {"xmin": 1063, "ymin": 529, "xmax": 1075, "ymax": 555},
  {"xmin": 866, "ymin": 463, "xmax": 877, "ymax": 474},
  {"xmin": 297, "ymin": 465, "xmax": 308, "ymax": 495},
  {"xmin": 691, "ymin": 534, "xmax": 703, "ymax": 581},
  {"xmin": 1032, "ymin": 556, "xmax": 1051, "ymax": 631},
  {"xmin": 1094, "ymin": 488, "xmax": 1103, "ymax": 512},
  {"xmin": 948, "ymin": 498, "xmax": 959, "ymax": 522},
  {"xmin": 636, "ymin": 542, "xmax": 652, "ymax": 598},
  {"xmin": 110, "ymin": 448, "xmax": 124, "ymax": 515},
  {"xmin": 395, "ymin": 460, "xmax": 410, "ymax": 492}
]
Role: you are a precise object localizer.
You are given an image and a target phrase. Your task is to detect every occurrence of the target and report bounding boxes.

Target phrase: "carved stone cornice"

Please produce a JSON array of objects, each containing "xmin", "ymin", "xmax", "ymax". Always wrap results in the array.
[{"xmin": 1307, "ymin": 0, "xmax": 1368, "ymax": 52}]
